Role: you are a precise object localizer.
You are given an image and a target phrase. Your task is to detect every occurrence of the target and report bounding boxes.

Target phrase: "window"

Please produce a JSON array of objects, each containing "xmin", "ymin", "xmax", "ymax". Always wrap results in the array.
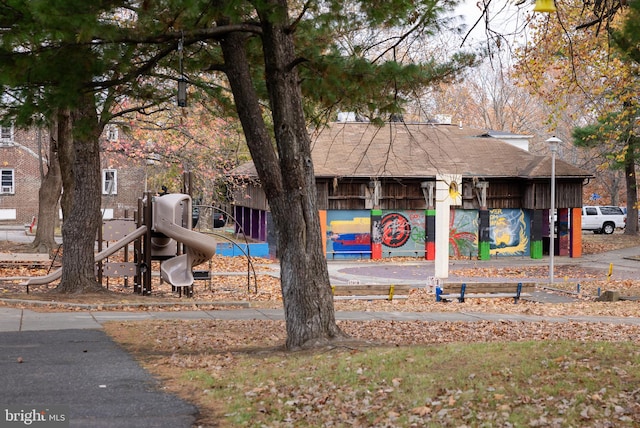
[
  {"xmin": 601, "ymin": 206, "xmax": 623, "ymax": 215},
  {"xmin": 106, "ymin": 125, "xmax": 118, "ymax": 142},
  {"xmin": 0, "ymin": 169, "xmax": 14, "ymax": 194},
  {"xmin": 102, "ymin": 169, "xmax": 117, "ymax": 195},
  {"xmin": 0, "ymin": 124, "xmax": 13, "ymax": 145}
]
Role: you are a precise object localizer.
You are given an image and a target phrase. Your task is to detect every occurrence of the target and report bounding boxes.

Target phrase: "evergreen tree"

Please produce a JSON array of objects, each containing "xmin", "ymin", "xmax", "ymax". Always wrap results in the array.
[
  {"xmin": 1, "ymin": 0, "xmax": 477, "ymax": 348},
  {"xmin": 0, "ymin": 0, "xmax": 181, "ymax": 292}
]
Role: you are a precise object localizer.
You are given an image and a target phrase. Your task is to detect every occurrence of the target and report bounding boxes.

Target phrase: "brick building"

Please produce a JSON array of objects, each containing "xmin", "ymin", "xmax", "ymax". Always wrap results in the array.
[
  {"xmin": 0, "ymin": 123, "xmax": 146, "ymax": 226},
  {"xmin": 0, "ymin": 125, "xmax": 43, "ymax": 224}
]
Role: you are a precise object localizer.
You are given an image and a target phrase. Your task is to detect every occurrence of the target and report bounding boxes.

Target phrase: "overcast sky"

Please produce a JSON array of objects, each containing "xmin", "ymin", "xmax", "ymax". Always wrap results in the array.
[{"xmin": 451, "ymin": 0, "xmax": 533, "ymax": 48}]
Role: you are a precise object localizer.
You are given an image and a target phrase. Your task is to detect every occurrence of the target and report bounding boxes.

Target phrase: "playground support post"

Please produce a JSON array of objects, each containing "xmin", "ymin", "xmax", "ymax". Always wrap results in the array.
[{"xmin": 143, "ymin": 192, "xmax": 153, "ymax": 295}]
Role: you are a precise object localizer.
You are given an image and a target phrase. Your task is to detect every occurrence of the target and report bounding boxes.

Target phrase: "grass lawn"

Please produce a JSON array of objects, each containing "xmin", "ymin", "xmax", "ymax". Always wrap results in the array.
[{"xmin": 105, "ymin": 319, "xmax": 640, "ymax": 427}]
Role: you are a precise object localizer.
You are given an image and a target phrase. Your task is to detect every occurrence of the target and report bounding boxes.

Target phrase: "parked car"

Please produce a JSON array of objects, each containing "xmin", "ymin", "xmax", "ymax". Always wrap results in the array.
[
  {"xmin": 619, "ymin": 206, "xmax": 640, "ymax": 220},
  {"xmin": 212, "ymin": 213, "xmax": 226, "ymax": 228},
  {"xmin": 582, "ymin": 205, "xmax": 626, "ymax": 234}
]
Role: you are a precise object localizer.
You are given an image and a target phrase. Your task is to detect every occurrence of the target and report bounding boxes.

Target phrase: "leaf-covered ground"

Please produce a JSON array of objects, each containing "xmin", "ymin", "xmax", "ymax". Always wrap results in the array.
[
  {"xmin": 104, "ymin": 318, "xmax": 640, "ymax": 427},
  {"xmin": 3, "ymin": 232, "xmax": 640, "ymax": 427},
  {"xmin": 1, "ymin": 232, "xmax": 640, "ymax": 318}
]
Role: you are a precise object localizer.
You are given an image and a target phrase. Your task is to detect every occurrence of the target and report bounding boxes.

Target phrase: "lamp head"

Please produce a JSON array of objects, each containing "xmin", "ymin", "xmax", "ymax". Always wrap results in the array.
[{"xmin": 545, "ymin": 136, "xmax": 561, "ymax": 153}]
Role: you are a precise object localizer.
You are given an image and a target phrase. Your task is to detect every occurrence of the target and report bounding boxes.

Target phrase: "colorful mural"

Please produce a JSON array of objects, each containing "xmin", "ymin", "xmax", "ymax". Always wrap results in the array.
[
  {"xmin": 449, "ymin": 210, "xmax": 478, "ymax": 257},
  {"xmin": 325, "ymin": 208, "xmax": 530, "ymax": 259},
  {"xmin": 326, "ymin": 210, "xmax": 426, "ymax": 258},
  {"xmin": 489, "ymin": 208, "xmax": 530, "ymax": 256},
  {"xmin": 326, "ymin": 211, "xmax": 371, "ymax": 258},
  {"xmin": 380, "ymin": 210, "xmax": 426, "ymax": 257}
]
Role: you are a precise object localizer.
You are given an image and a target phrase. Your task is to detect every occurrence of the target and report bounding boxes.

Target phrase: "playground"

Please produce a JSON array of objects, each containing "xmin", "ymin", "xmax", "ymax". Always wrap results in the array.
[
  {"xmin": 1, "ymin": 227, "xmax": 640, "ymax": 315},
  {"xmin": 0, "ymin": 190, "xmax": 281, "ymax": 303}
]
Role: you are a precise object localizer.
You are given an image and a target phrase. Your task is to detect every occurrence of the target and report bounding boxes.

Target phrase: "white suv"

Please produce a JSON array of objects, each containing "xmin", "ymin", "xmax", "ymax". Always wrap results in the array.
[{"xmin": 582, "ymin": 206, "xmax": 626, "ymax": 234}]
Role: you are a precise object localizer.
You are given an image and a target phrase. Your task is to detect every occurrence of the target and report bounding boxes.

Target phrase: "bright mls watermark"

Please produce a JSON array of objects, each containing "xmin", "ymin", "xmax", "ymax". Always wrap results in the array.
[{"xmin": 1, "ymin": 406, "xmax": 69, "ymax": 427}]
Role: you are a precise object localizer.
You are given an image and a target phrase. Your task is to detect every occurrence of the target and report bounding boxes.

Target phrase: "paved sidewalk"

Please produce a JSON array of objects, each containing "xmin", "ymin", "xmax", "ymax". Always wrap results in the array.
[
  {"xmin": 0, "ymin": 329, "xmax": 197, "ymax": 428},
  {"xmin": 2, "ymin": 306, "xmax": 640, "ymax": 332}
]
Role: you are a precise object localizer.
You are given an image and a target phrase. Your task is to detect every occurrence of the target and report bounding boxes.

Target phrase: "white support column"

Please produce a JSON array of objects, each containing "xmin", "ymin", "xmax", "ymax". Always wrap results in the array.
[{"xmin": 434, "ymin": 174, "xmax": 462, "ymax": 279}]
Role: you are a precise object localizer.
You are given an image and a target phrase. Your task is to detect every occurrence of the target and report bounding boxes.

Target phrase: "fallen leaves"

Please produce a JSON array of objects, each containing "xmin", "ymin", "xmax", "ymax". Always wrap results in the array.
[
  {"xmin": 104, "ymin": 317, "xmax": 640, "ymax": 428},
  {"xmin": 1, "ymin": 234, "xmax": 640, "ymax": 322}
]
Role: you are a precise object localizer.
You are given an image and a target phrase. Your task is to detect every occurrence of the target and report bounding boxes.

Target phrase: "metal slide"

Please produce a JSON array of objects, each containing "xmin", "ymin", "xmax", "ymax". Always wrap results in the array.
[
  {"xmin": 153, "ymin": 194, "xmax": 217, "ymax": 288},
  {"xmin": 23, "ymin": 225, "xmax": 148, "ymax": 286}
]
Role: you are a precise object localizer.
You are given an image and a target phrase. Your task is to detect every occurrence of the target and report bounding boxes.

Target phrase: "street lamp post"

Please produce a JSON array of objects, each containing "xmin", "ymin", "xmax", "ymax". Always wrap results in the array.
[{"xmin": 546, "ymin": 136, "xmax": 561, "ymax": 284}]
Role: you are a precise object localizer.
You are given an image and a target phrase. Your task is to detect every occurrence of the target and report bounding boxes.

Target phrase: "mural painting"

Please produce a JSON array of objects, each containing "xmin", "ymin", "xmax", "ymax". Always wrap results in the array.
[
  {"xmin": 489, "ymin": 208, "xmax": 530, "ymax": 256},
  {"xmin": 326, "ymin": 210, "xmax": 427, "ymax": 258},
  {"xmin": 380, "ymin": 210, "xmax": 425, "ymax": 257},
  {"xmin": 449, "ymin": 209, "xmax": 478, "ymax": 257},
  {"xmin": 326, "ymin": 210, "xmax": 371, "ymax": 258},
  {"xmin": 325, "ymin": 208, "xmax": 530, "ymax": 259}
]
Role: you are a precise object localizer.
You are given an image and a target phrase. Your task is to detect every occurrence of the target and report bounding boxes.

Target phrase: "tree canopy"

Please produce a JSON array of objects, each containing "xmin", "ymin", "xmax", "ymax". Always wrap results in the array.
[{"xmin": 1, "ymin": 0, "xmax": 479, "ymax": 348}]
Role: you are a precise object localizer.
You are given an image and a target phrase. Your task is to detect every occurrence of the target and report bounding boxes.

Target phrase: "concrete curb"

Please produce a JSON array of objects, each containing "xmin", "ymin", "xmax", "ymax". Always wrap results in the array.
[{"xmin": 0, "ymin": 298, "xmax": 252, "ymax": 310}]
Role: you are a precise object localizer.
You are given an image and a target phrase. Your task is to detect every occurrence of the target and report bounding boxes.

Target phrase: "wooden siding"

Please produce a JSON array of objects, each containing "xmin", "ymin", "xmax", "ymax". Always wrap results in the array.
[
  {"xmin": 522, "ymin": 180, "xmax": 583, "ymax": 210},
  {"xmin": 485, "ymin": 180, "xmax": 525, "ymax": 210},
  {"xmin": 326, "ymin": 180, "xmax": 367, "ymax": 210},
  {"xmin": 231, "ymin": 184, "xmax": 269, "ymax": 211},
  {"xmin": 236, "ymin": 177, "xmax": 584, "ymax": 213},
  {"xmin": 319, "ymin": 178, "xmax": 428, "ymax": 210}
]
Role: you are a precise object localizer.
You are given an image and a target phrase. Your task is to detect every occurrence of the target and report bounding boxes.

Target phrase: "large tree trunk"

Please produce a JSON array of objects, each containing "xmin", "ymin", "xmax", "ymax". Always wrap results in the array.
[
  {"xmin": 32, "ymin": 116, "xmax": 62, "ymax": 254},
  {"xmin": 220, "ymin": 4, "xmax": 345, "ymax": 350},
  {"xmin": 56, "ymin": 95, "xmax": 104, "ymax": 293}
]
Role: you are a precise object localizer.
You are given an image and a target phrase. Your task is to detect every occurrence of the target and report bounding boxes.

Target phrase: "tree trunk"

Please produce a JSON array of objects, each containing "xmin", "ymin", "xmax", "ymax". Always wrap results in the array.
[
  {"xmin": 32, "ymin": 117, "xmax": 62, "ymax": 254},
  {"xmin": 624, "ymin": 139, "xmax": 638, "ymax": 235},
  {"xmin": 220, "ymin": 5, "xmax": 345, "ymax": 350},
  {"xmin": 56, "ymin": 95, "xmax": 104, "ymax": 293}
]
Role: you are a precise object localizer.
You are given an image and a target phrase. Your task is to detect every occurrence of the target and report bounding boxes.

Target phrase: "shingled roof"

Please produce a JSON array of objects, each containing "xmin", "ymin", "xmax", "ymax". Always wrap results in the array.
[{"xmin": 234, "ymin": 122, "xmax": 591, "ymax": 180}]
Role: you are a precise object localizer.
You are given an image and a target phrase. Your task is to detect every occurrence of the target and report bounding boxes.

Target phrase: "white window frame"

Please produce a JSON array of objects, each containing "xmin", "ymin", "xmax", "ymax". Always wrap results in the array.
[
  {"xmin": 0, "ymin": 169, "xmax": 15, "ymax": 194},
  {"xmin": 102, "ymin": 169, "xmax": 118, "ymax": 195},
  {"xmin": 106, "ymin": 125, "xmax": 118, "ymax": 142},
  {"xmin": 0, "ymin": 124, "xmax": 14, "ymax": 145}
]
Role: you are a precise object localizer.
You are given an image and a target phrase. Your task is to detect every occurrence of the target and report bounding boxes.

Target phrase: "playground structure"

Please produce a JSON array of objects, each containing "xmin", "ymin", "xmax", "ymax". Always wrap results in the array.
[{"xmin": 21, "ymin": 192, "xmax": 218, "ymax": 295}]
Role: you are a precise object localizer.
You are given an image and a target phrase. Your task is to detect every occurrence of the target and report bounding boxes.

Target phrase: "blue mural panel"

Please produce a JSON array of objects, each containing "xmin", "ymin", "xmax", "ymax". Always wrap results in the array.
[
  {"xmin": 326, "ymin": 210, "xmax": 371, "ymax": 259},
  {"xmin": 216, "ymin": 242, "xmax": 269, "ymax": 257},
  {"xmin": 489, "ymin": 208, "xmax": 530, "ymax": 256}
]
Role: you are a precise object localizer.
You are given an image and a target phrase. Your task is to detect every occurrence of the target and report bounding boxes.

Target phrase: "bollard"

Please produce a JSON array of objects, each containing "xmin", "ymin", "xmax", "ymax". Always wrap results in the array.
[{"xmin": 435, "ymin": 286, "xmax": 442, "ymax": 302}]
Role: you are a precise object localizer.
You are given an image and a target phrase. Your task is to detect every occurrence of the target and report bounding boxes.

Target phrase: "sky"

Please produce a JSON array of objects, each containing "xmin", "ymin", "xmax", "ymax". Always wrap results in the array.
[{"xmin": 450, "ymin": 0, "xmax": 536, "ymax": 52}]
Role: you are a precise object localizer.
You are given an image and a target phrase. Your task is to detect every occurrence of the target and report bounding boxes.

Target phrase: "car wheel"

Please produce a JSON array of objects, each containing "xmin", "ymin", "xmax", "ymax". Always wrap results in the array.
[{"xmin": 602, "ymin": 222, "xmax": 615, "ymax": 234}]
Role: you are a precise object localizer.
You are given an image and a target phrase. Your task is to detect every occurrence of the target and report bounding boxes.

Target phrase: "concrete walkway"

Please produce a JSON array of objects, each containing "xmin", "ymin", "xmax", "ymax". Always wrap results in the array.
[{"xmin": 3, "ymin": 306, "xmax": 640, "ymax": 333}]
